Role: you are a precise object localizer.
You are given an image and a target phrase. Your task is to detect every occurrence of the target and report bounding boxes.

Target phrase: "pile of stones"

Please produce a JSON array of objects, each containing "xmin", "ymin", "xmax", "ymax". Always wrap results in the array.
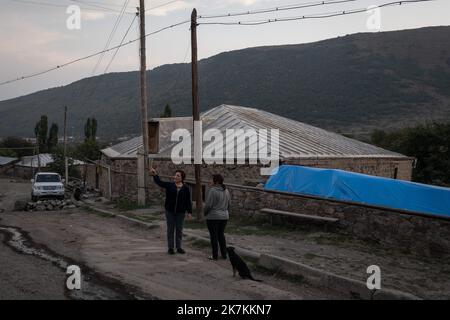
[{"xmin": 26, "ymin": 199, "xmax": 78, "ymax": 212}]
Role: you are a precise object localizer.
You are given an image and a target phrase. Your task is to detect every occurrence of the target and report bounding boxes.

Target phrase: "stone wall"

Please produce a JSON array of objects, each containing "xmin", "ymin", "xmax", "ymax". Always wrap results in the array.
[
  {"xmin": 0, "ymin": 163, "xmax": 15, "ymax": 176},
  {"xmin": 285, "ymin": 157, "xmax": 413, "ymax": 181},
  {"xmin": 226, "ymin": 184, "xmax": 450, "ymax": 258},
  {"xmin": 95, "ymin": 156, "xmax": 413, "ymax": 201},
  {"xmin": 83, "ymin": 164, "xmax": 99, "ymax": 189},
  {"xmin": 94, "ymin": 156, "xmax": 447, "ymax": 258}
]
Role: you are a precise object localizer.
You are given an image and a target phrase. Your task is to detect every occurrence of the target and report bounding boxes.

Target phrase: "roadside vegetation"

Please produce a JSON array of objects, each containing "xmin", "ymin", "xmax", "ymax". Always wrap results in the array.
[{"xmin": 370, "ymin": 122, "xmax": 450, "ymax": 187}]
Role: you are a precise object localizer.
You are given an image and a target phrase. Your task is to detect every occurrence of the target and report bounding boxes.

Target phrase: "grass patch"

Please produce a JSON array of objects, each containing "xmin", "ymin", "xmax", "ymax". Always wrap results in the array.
[
  {"xmin": 303, "ymin": 253, "xmax": 318, "ymax": 260},
  {"xmin": 184, "ymin": 219, "xmax": 206, "ymax": 229},
  {"xmin": 185, "ymin": 216, "xmax": 310, "ymax": 237},
  {"xmin": 116, "ymin": 198, "xmax": 150, "ymax": 211},
  {"xmin": 189, "ymin": 238, "xmax": 211, "ymax": 249},
  {"xmin": 95, "ymin": 211, "xmax": 115, "ymax": 218},
  {"xmin": 122, "ymin": 212, "xmax": 158, "ymax": 223},
  {"xmin": 252, "ymin": 264, "xmax": 305, "ymax": 285},
  {"xmin": 84, "ymin": 206, "xmax": 115, "ymax": 218}
]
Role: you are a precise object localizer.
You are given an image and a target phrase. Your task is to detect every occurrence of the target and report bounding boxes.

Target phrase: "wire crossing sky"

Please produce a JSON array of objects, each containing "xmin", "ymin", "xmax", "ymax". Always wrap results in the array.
[{"xmin": 0, "ymin": 0, "xmax": 448, "ymax": 101}]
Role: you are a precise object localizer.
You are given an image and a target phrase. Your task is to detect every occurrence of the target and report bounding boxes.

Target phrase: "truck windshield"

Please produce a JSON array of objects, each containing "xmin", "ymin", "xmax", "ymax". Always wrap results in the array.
[{"xmin": 36, "ymin": 174, "xmax": 61, "ymax": 183}]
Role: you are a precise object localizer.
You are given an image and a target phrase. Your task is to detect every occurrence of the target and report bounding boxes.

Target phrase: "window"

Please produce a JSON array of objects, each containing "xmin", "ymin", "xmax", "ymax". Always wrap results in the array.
[{"xmin": 36, "ymin": 174, "xmax": 61, "ymax": 183}]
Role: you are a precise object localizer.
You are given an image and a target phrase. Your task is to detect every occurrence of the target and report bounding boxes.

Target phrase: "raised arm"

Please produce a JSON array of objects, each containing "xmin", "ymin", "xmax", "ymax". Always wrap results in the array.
[{"xmin": 153, "ymin": 174, "xmax": 172, "ymax": 189}]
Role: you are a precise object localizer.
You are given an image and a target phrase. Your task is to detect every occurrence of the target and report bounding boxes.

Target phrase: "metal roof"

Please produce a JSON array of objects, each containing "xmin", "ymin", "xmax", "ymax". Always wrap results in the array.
[
  {"xmin": 102, "ymin": 117, "xmax": 194, "ymax": 159},
  {"xmin": 16, "ymin": 154, "xmax": 54, "ymax": 168},
  {"xmin": 15, "ymin": 154, "xmax": 85, "ymax": 167},
  {"xmin": 102, "ymin": 104, "xmax": 407, "ymax": 160},
  {"xmin": 0, "ymin": 156, "xmax": 18, "ymax": 166}
]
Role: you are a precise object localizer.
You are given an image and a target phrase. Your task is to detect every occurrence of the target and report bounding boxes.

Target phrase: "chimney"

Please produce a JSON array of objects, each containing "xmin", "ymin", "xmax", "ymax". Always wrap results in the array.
[{"xmin": 148, "ymin": 120, "xmax": 159, "ymax": 154}]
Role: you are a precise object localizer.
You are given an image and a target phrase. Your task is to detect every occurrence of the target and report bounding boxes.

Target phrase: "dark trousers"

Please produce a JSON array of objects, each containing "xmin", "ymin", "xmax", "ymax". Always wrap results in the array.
[
  {"xmin": 206, "ymin": 220, "xmax": 228, "ymax": 259},
  {"xmin": 165, "ymin": 211, "xmax": 185, "ymax": 250}
]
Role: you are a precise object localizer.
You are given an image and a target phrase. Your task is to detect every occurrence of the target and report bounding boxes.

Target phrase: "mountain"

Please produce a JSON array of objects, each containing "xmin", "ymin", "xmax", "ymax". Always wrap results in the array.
[{"xmin": 1, "ymin": 26, "xmax": 449, "ymax": 140}]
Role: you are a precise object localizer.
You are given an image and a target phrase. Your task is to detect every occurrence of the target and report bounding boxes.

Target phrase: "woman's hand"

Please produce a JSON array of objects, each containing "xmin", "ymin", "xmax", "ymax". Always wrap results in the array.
[
  {"xmin": 186, "ymin": 213, "xmax": 193, "ymax": 220},
  {"xmin": 149, "ymin": 168, "xmax": 157, "ymax": 176}
]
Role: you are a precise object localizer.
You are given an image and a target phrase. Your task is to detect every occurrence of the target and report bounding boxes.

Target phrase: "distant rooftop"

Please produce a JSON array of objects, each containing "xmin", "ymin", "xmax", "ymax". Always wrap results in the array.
[
  {"xmin": 0, "ymin": 156, "xmax": 18, "ymax": 166},
  {"xmin": 101, "ymin": 105, "xmax": 407, "ymax": 160},
  {"xmin": 15, "ymin": 154, "xmax": 85, "ymax": 167}
]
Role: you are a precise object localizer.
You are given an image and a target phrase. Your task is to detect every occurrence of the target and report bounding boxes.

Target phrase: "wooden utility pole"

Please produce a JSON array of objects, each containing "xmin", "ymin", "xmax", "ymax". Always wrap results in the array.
[
  {"xmin": 138, "ymin": 0, "xmax": 150, "ymax": 205},
  {"xmin": 191, "ymin": 9, "xmax": 203, "ymax": 220},
  {"xmin": 36, "ymin": 138, "xmax": 41, "ymax": 173},
  {"xmin": 63, "ymin": 106, "xmax": 68, "ymax": 186}
]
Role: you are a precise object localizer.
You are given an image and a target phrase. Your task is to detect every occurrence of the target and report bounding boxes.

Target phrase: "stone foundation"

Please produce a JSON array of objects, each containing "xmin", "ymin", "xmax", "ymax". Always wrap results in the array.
[{"xmin": 226, "ymin": 184, "xmax": 450, "ymax": 258}]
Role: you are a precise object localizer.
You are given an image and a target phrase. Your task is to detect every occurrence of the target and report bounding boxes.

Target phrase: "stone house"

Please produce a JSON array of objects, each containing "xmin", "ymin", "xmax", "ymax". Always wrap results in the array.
[
  {"xmin": 0, "ymin": 156, "xmax": 18, "ymax": 176},
  {"xmin": 97, "ymin": 104, "xmax": 413, "ymax": 200}
]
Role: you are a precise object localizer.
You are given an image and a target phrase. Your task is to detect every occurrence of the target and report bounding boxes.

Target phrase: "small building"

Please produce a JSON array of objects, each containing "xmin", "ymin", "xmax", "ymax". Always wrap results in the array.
[
  {"xmin": 13, "ymin": 154, "xmax": 54, "ymax": 179},
  {"xmin": 12, "ymin": 154, "xmax": 85, "ymax": 179},
  {"xmin": 0, "ymin": 156, "xmax": 18, "ymax": 176},
  {"xmin": 97, "ymin": 105, "xmax": 414, "ymax": 200}
]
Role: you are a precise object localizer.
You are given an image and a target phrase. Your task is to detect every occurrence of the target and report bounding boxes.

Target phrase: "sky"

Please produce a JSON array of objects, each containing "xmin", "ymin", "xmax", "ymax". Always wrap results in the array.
[{"xmin": 0, "ymin": 0, "xmax": 449, "ymax": 101}]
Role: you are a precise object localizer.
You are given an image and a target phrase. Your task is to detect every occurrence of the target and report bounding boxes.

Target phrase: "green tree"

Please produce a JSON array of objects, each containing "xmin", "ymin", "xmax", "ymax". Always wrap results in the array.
[
  {"xmin": 160, "ymin": 104, "xmax": 172, "ymax": 118},
  {"xmin": 75, "ymin": 139, "xmax": 101, "ymax": 161},
  {"xmin": 84, "ymin": 118, "xmax": 98, "ymax": 142},
  {"xmin": 0, "ymin": 137, "xmax": 34, "ymax": 158},
  {"xmin": 370, "ymin": 122, "xmax": 450, "ymax": 187},
  {"xmin": 34, "ymin": 115, "xmax": 48, "ymax": 153},
  {"xmin": 47, "ymin": 123, "xmax": 59, "ymax": 153},
  {"xmin": 48, "ymin": 145, "xmax": 79, "ymax": 178}
]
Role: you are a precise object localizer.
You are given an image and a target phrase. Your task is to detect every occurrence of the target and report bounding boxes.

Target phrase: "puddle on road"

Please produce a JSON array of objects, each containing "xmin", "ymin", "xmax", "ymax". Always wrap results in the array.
[{"xmin": 0, "ymin": 225, "xmax": 156, "ymax": 300}]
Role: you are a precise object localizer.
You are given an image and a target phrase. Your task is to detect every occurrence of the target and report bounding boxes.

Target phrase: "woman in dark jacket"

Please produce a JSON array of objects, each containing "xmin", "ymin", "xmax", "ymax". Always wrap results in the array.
[{"xmin": 150, "ymin": 168, "xmax": 192, "ymax": 255}]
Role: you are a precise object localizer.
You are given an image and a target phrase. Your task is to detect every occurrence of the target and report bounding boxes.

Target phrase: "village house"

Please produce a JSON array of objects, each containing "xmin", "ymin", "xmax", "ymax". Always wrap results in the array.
[
  {"xmin": 0, "ymin": 156, "xmax": 18, "ymax": 176},
  {"xmin": 96, "ymin": 104, "xmax": 414, "ymax": 201}
]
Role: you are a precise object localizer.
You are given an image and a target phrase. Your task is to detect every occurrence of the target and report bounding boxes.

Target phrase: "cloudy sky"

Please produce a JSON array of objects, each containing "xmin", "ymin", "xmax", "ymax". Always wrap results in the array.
[{"xmin": 0, "ymin": 0, "xmax": 449, "ymax": 101}]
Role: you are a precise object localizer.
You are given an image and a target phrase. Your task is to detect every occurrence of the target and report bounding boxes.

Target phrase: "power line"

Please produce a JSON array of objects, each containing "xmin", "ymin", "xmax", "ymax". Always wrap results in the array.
[
  {"xmin": 6, "ymin": 0, "xmax": 134, "ymax": 14},
  {"xmin": 74, "ymin": 0, "xmax": 131, "ymax": 115},
  {"xmin": 104, "ymin": 13, "xmax": 138, "ymax": 73},
  {"xmin": 69, "ymin": 0, "xmax": 135, "ymax": 14},
  {"xmin": 0, "ymin": 0, "xmax": 436, "ymax": 87},
  {"xmin": 0, "ymin": 147, "xmax": 36, "ymax": 150},
  {"xmin": 76, "ymin": 12, "xmax": 138, "ymax": 113},
  {"xmin": 91, "ymin": 0, "xmax": 130, "ymax": 75},
  {"xmin": 8, "ymin": 0, "xmax": 186, "ymax": 15},
  {"xmin": 198, "ymin": 0, "xmax": 358, "ymax": 19},
  {"xmin": 0, "ymin": 20, "xmax": 190, "ymax": 86},
  {"xmin": 198, "ymin": 0, "xmax": 436, "ymax": 26},
  {"xmin": 71, "ymin": 0, "xmax": 183, "ymax": 14}
]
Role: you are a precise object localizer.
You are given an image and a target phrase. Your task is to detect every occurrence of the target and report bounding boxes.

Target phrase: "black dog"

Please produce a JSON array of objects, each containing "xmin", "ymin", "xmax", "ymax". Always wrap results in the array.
[{"xmin": 227, "ymin": 247, "xmax": 261, "ymax": 282}]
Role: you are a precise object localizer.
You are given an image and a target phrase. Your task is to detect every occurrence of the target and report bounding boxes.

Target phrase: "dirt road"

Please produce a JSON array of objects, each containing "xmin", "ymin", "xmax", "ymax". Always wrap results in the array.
[{"xmin": 0, "ymin": 178, "xmax": 328, "ymax": 300}]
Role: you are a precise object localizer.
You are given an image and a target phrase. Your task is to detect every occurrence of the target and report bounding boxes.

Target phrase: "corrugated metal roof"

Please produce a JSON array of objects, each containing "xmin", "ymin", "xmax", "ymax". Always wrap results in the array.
[
  {"xmin": 102, "ymin": 105, "xmax": 407, "ymax": 159},
  {"xmin": 102, "ymin": 117, "xmax": 194, "ymax": 158},
  {"xmin": 16, "ymin": 154, "xmax": 54, "ymax": 167},
  {"xmin": 0, "ymin": 156, "xmax": 18, "ymax": 166},
  {"xmin": 14, "ymin": 154, "xmax": 85, "ymax": 167}
]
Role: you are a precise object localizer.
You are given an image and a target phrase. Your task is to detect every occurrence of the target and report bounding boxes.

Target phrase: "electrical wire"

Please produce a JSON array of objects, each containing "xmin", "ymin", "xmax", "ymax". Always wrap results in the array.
[
  {"xmin": 198, "ymin": 0, "xmax": 436, "ymax": 26},
  {"xmin": 0, "ymin": 19, "xmax": 190, "ymax": 86},
  {"xmin": 91, "ymin": 0, "xmax": 130, "ymax": 75},
  {"xmin": 75, "ymin": 12, "xmax": 138, "ymax": 114},
  {"xmin": 198, "ymin": 0, "xmax": 358, "ymax": 19},
  {"xmin": 7, "ymin": 0, "xmax": 135, "ymax": 14},
  {"xmin": 104, "ymin": 13, "xmax": 138, "ymax": 73},
  {"xmin": 0, "ymin": 0, "xmax": 436, "ymax": 86}
]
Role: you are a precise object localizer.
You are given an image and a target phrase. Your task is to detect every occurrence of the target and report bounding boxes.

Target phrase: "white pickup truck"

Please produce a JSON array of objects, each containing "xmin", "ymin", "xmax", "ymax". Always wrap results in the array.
[{"xmin": 31, "ymin": 172, "xmax": 65, "ymax": 201}]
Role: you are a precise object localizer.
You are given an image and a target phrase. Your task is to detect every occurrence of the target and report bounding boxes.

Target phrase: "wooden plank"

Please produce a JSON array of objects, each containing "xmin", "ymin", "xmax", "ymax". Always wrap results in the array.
[{"xmin": 260, "ymin": 208, "xmax": 339, "ymax": 223}]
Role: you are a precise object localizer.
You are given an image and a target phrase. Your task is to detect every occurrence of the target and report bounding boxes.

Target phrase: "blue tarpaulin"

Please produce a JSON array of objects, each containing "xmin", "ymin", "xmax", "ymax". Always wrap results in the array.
[{"xmin": 264, "ymin": 165, "xmax": 450, "ymax": 218}]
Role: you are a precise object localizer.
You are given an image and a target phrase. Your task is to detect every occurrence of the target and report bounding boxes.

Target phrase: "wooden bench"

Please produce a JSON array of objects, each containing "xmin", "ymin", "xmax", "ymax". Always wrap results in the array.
[{"xmin": 259, "ymin": 208, "xmax": 339, "ymax": 228}]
